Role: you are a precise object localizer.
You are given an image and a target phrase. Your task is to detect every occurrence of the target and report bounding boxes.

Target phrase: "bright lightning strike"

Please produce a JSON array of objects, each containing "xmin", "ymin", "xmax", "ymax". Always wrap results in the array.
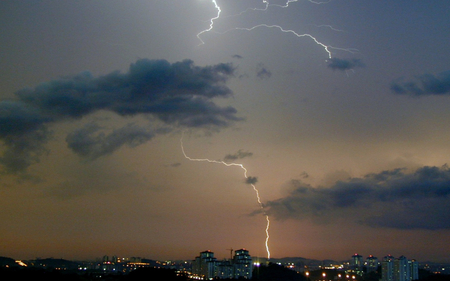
[
  {"xmin": 196, "ymin": 0, "xmax": 221, "ymax": 45},
  {"xmin": 230, "ymin": 24, "xmax": 334, "ymax": 59},
  {"xmin": 197, "ymin": 0, "xmax": 356, "ymax": 59},
  {"xmin": 181, "ymin": 135, "xmax": 271, "ymax": 260},
  {"xmin": 224, "ymin": 24, "xmax": 358, "ymax": 59}
]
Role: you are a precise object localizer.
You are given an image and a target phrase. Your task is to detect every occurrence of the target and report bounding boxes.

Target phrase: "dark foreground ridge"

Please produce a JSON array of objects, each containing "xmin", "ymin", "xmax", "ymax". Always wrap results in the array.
[
  {"xmin": 2, "ymin": 255, "xmax": 450, "ymax": 281},
  {"xmin": 0, "ymin": 266, "xmax": 186, "ymax": 281},
  {"xmin": 2, "ymin": 262, "xmax": 450, "ymax": 281}
]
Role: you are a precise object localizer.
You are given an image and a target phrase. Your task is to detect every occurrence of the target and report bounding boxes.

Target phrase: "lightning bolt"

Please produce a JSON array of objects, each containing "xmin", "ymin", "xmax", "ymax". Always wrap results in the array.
[
  {"xmin": 181, "ymin": 134, "xmax": 271, "ymax": 260},
  {"xmin": 198, "ymin": 0, "xmax": 356, "ymax": 59},
  {"xmin": 225, "ymin": 0, "xmax": 332, "ymax": 18},
  {"xmin": 308, "ymin": 24, "xmax": 346, "ymax": 33},
  {"xmin": 196, "ymin": 0, "xmax": 221, "ymax": 45},
  {"xmin": 270, "ymin": 0, "xmax": 333, "ymax": 7},
  {"xmin": 230, "ymin": 24, "xmax": 334, "ymax": 59},
  {"xmin": 221, "ymin": 24, "xmax": 357, "ymax": 59}
]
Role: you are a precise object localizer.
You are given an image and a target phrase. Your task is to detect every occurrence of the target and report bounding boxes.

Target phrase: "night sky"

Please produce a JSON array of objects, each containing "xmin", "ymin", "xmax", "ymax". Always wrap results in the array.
[{"xmin": 1, "ymin": 0, "xmax": 450, "ymax": 262}]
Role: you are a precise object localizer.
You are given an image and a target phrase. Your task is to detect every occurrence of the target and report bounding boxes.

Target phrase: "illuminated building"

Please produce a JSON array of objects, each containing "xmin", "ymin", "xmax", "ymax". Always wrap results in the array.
[
  {"xmin": 351, "ymin": 253, "xmax": 363, "ymax": 270},
  {"xmin": 233, "ymin": 249, "xmax": 253, "ymax": 279},
  {"xmin": 395, "ymin": 256, "xmax": 410, "ymax": 281},
  {"xmin": 349, "ymin": 253, "xmax": 364, "ymax": 276},
  {"xmin": 192, "ymin": 249, "xmax": 253, "ymax": 279},
  {"xmin": 366, "ymin": 255, "xmax": 379, "ymax": 273},
  {"xmin": 409, "ymin": 260, "xmax": 419, "ymax": 281},
  {"xmin": 394, "ymin": 256, "xmax": 419, "ymax": 281},
  {"xmin": 217, "ymin": 260, "xmax": 234, "ymax": 279},
  {"xmin": 382, "ymin": 255, "xmax": 395, "ymax": 281},
  {"xmin": 382, "ymin": 255, "xmax": 418, "ymax": 281},
  {"xmin": 193, "ymin": 250, "xmax": 217, "ymax": 280}
]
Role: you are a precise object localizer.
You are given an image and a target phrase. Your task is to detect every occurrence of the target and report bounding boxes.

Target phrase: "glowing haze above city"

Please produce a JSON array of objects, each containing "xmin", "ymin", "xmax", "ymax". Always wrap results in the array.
[{"xmin": 1, "ymin": 0, "xmax": 450, "ymax": 263}]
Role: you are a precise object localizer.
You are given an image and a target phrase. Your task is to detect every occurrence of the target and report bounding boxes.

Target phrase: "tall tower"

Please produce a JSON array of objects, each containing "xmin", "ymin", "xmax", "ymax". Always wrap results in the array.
[
  {"xmin": 366, "ymin": 255, "xmax": 379, "ymax": 273},
  {"xmin": 409, "ymin": 259, "xmax": 419, "ymax": 281},
  {"xmin": 394, "ymin": 256, "xmax": 410, "ymax": 281},
  {"xmin": 193, "ymin": 250, "xmax": 217, "ymax": 280},
  {"xmin": 351, "ymin": 253, "xmax": 363, "ymax": 270},
  {"xmin": 382, "ymin": 255, "xmax": 395, "ymax": 281},
  {"xmin": 233, "ymin": 249, "xmax": 253, "ymax": 279}
]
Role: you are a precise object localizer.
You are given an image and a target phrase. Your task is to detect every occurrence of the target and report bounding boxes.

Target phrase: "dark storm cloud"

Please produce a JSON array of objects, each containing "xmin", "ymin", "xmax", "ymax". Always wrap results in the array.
[
  {"xmin": 0, "ymin": 101, "xmax": 51, "ymax": 173},
  {"xmin": 224, "ymin": 149, "xmax": 253, "ymax": 161},
  {"xmin": 391, "ymin": 70, "xmax": 450, "ymax": 96},
  {"xmin": 232, "ymin": 55, "xmax": 243, "ymax": 59},
  {"xmin": 327, "ymin": 58, "xmax": 365, "ymax": 71},
  {"xmin": 66, "ymin": 122, "xmax": 162, "ymax": 160},
  {"xmin": 0, "ymin": 59, "xmax": 240, "ymax": 173},
  {"xmin": 266, "ymin": 165, "xmax": 450, "ymax": 229},
  {"xmin": 245, "ymin": 176, "xmax": 258, "ymax": 185}
]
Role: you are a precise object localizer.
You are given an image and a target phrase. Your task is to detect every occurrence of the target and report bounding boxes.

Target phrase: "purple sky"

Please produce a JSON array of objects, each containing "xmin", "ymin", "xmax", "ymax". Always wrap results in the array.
[{"xmin": 1, "ymin": 0, "xmax": 450, "ymax": 262}]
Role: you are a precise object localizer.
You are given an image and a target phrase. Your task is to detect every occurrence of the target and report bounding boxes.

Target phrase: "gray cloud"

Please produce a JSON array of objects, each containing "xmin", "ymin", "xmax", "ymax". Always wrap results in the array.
[
  {"xmin": 224, "ymin": 149, "xmax": 253, "ymax": 161},
  {"xmin": 299, "ymin": 171, "xmax": 309, "ymax": 179},
  {"xmin": 391, "ymin": 71, "xmax": 450, "ymax": 96},
  {"xmin": 66, "ymin": 122, "xmax": 160, "ymax": 160},
  {"xmin": 246, "ymin": 176, "xmax": 258, "ymax": 185},
  {"xmin": 266, "ymin": 165, "xmax": 450, "ymax": 229},
  {"xmin": 0, "ymin": 59, "xmax": 240, "ymax": 173},
  {"xmin": 0, "ymin": 126, "xmax": 50, "ymax": 174},
  {"xmin": 256, "ymin": 64, "xmax": 272, "ymax": 80},
  {"xmin": 327, "ymin": 57, "xmax": 365, "ymax": 71}
]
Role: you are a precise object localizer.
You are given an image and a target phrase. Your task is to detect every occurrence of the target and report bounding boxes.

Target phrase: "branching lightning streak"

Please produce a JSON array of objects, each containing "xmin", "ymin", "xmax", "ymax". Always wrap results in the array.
[
  {"xmin": 181, "ymin": 135, "xmax": 271, "ymax": 260},
  {"xmin": 239, "ymin": 24, "xmax": 332, "ymax": 58},
  {"xmin": 226, "ymin": 24, "xmax": 345, "ymax": 59},
  {"xmin": 234, "ymin": 0, "xmax": 324, "ymax": 14},
  {"xmin": 196, "ymin": 0, "xmax": 221, "ymax": 45},
  {"xmin": 198, "ymin": 0, "xmax": 356, "ymax": 59},
  {"xmin": 308, "ymin": 24, "xmax": 346, "ymax": 33}
]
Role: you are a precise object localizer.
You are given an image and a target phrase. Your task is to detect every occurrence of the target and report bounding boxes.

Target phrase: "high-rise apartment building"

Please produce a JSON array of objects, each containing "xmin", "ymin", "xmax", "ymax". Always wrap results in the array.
[
  {"xmin": 382, "ymin": 255, "xmax": 418, "ymax": 281},
  {"xmin": 233, "ymin": 249, "xmax": 253, "ymax": 279},
  {"xmin": 395, "ymin": 256, "xmax": 410, "ymax": 281},
  {"xmin": 351, "ymin": 253, "xmax": 363, "ymax": 270},
  {"xmin": 192, "ymin": 249, "xmax": 253, "ymax": 280},
  {"xmin": 382, "ymin": 255, "xmax": 395, "ymax": 281},
  {"xmin": 192, "ymin": 250, "xmax": 217, "ymax": 280},
  {"xmin": 409, "ymin": 260, "xmax": 419, "ymax": 281},
  {"xmin": 366, "ymin": 255, "xmax": 379, "ymax": 273}
]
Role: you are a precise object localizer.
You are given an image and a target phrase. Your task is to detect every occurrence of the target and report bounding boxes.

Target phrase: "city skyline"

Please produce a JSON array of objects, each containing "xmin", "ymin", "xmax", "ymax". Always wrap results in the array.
[
  {"xmin": 0, "ymin": 250, "xmax": 434, "ymax": 267},
  {"xmin": 1, "ymin": 1, "xmax": 450, "ymax": 262}
]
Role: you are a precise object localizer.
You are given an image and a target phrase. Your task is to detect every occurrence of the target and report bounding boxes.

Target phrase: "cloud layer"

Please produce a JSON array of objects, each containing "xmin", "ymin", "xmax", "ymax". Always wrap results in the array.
[
  {"xmin": 327, "ymin": 58, "xmax": 365, "ymax": 71},
  {"xmin": 266, "ymin": 165, "xmax": 450, "ymax": 230},
  {"xmin": 391, "ymin": 70, "xmax": 450, "ymax": 96},
  {"xmin": 0, "ymin": 59, "xmax": 239, "ymax": 173},
  {"xmin": 224, "ymin": 149, "xmax": 253, "ymax": 161}
]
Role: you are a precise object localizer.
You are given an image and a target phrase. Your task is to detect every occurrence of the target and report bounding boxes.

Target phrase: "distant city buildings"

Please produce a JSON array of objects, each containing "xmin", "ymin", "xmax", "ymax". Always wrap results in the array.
[
  {"xmin": 3, "ymin": 251, "xmax": 443, "ymax": 280},
  {"xmin": 382, "ymin": 255, "xmax": 418, "ymax": 281},
  {"xmin": 344, "ymin": 253, "xmax": 417, "ymax": 281},
  {"xmin": 192, "ymin": 249, "xmax": 253, "ymax": 280}
]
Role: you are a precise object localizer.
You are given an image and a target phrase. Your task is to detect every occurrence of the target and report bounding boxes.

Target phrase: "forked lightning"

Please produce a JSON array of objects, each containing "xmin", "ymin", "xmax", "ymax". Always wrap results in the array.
[
  {"xmin": 196, "ymin": 0, "xmax": 354, "ymax": 58},
  {"xmin": 181, "ymin": 135, "xmax": 271, "ymax": 260}
]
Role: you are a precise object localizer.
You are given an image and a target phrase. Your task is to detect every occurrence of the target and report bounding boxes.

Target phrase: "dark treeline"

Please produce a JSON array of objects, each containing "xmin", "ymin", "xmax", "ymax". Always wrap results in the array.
[
  {"xmin": 253, "ymin": 263, "xmax": 306, "ymax": 281},
  {"xmin": 1, "ymin": 263, "xmax": 450, "ymax": 281},
  {"xmin": 0, "ymin": 267, "xmax": 187, "ymax": 281}
]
